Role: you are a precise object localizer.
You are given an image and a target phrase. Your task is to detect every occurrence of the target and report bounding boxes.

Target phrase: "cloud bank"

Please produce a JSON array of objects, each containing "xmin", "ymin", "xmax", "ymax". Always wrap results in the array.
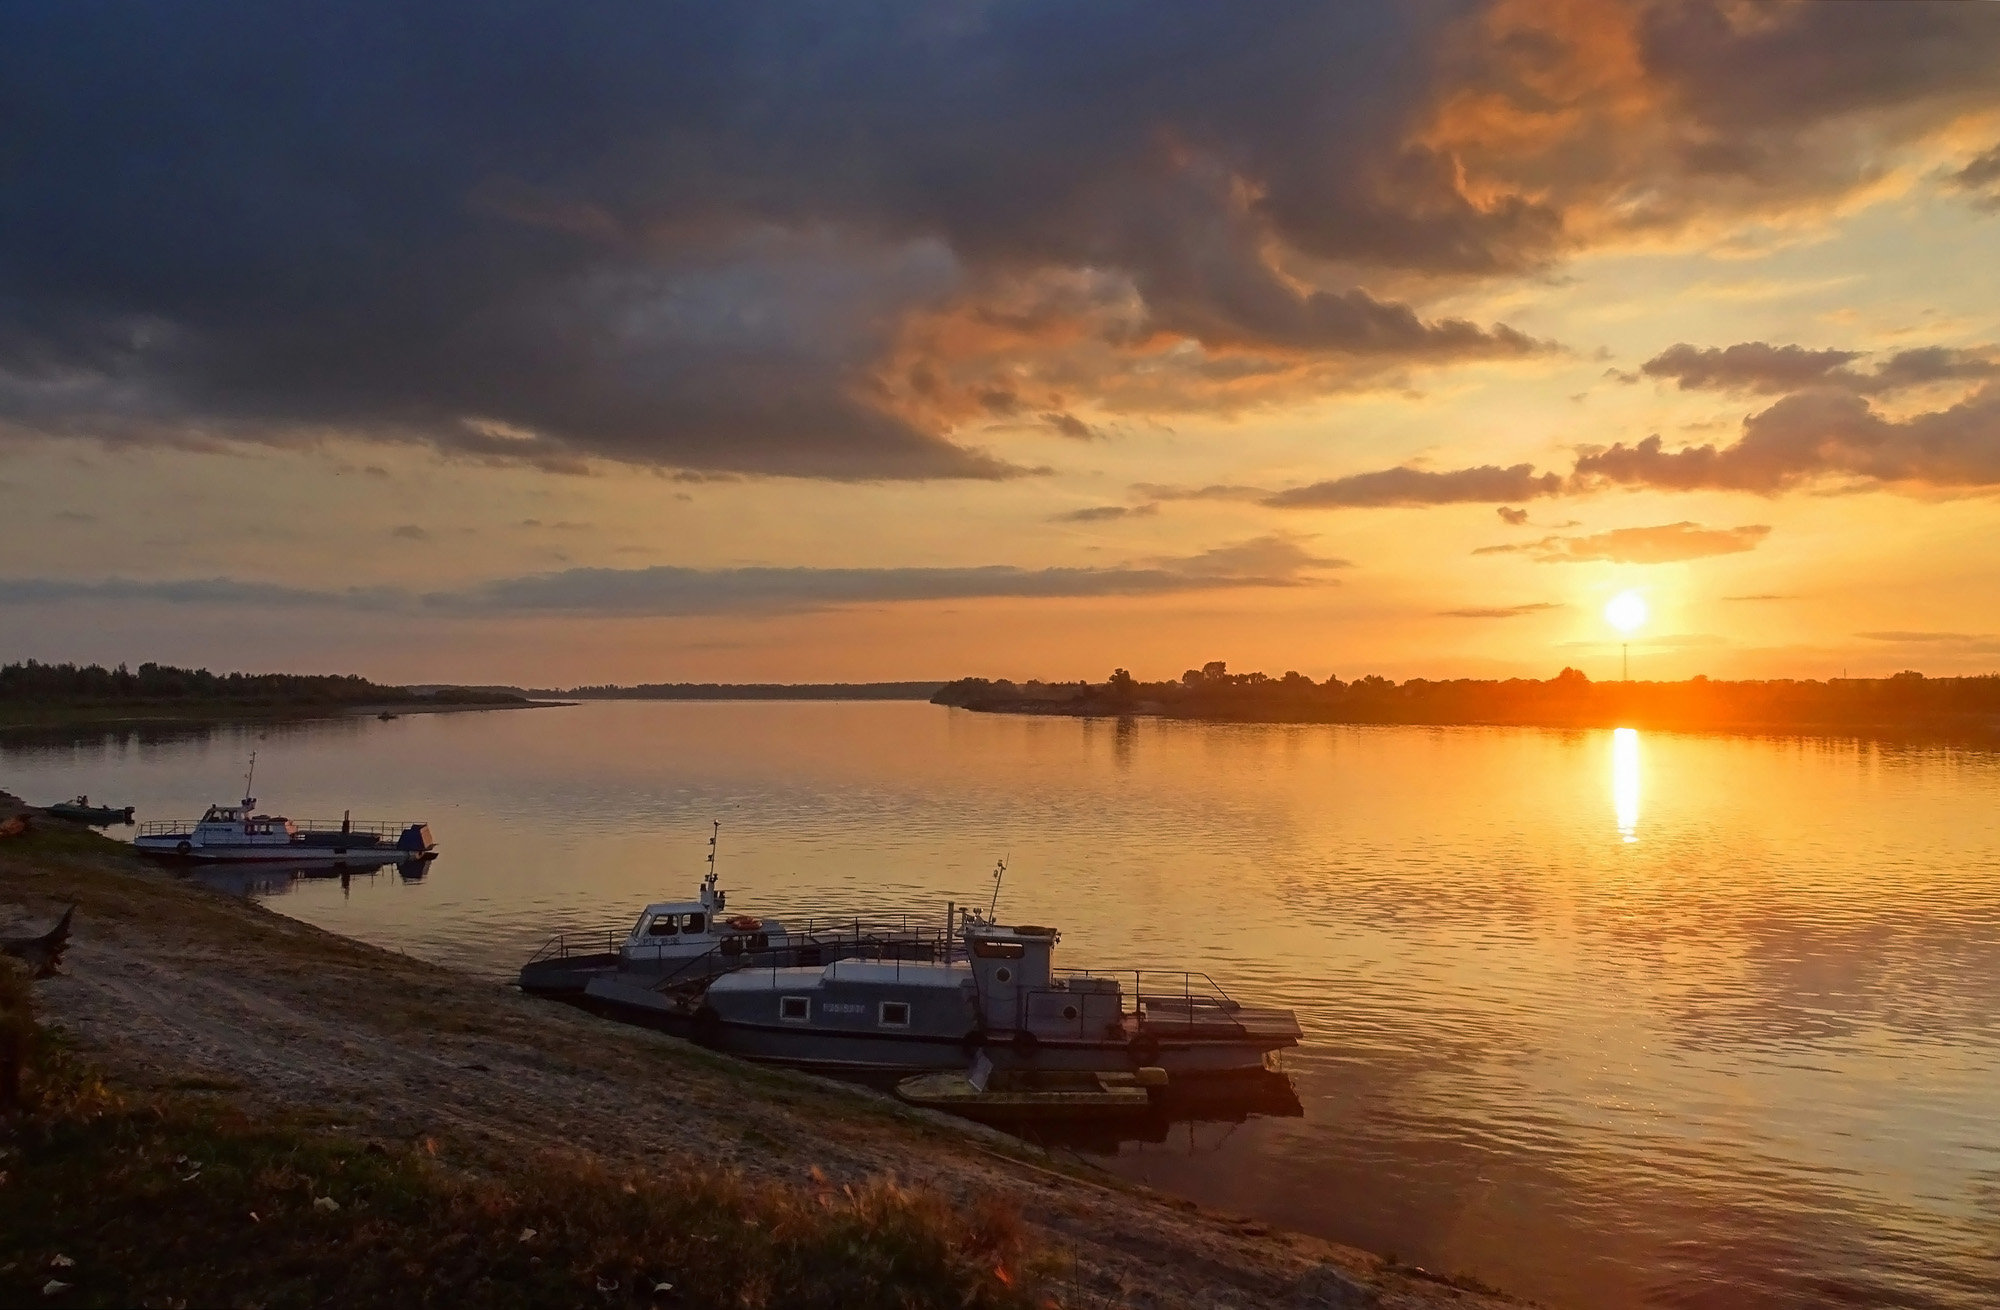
[
  {"xmin": 3, "ymin": 3, "xmax": 1996, "ymax": 478},
  {"xmin": 0, "ymin": 537, "xmax": 1341, "ymax": 618}
]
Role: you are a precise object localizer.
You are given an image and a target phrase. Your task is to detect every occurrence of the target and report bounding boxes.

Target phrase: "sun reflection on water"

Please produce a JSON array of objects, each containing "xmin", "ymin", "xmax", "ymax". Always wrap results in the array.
[{"xmin": 1612, "ymin": 727, "xmax": 1640, "ymax": 843}]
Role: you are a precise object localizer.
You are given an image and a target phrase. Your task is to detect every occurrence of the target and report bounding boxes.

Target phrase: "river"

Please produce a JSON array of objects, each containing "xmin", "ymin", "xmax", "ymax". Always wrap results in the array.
[{"xmin": 5, "ymin": 700, "xmax": 1997, "ymax": 1308}]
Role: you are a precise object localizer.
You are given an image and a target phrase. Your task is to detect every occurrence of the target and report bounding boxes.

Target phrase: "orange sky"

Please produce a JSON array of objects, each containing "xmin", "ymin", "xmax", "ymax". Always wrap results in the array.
[{"xmin": 3, "ymin": 1, "xmax": 1999, "ymax": 685}]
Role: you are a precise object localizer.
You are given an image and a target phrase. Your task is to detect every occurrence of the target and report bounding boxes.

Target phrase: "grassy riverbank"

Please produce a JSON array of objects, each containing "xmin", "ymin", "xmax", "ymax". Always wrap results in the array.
[{"xmin": 0, "ymin": 802, "xmax": 1518, "ymax": 1309}]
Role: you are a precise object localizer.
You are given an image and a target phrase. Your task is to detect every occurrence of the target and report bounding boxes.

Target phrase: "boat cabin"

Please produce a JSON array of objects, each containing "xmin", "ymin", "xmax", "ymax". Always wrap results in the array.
[
  {"xmin": 620, "ymin": 870, "xmax": 788, "ymax": 964},
  {"xmin": 194, "ymin": 801, "xmax": 301, "ymax": 845},
  {"xmin": 704, "ymin": 916, "xmax": 1128, "ymax": 1043}
]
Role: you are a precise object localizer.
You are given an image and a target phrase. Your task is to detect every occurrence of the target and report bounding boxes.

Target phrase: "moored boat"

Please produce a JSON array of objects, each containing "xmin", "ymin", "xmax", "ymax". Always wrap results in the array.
[
  {"xmin": 135, "ymin": 801, "xmax": 436, "ymax": 863},
  {"xmin": 133, "ymin": 756, "xmax": 435, "ymax": 864},
  {"xmin": 580, "ymin": 900, "xmax": 1303, "ymax": 1079},
  {"xmin": 519, "ymin": 825, "xmax": 945, "ymax": 998}
]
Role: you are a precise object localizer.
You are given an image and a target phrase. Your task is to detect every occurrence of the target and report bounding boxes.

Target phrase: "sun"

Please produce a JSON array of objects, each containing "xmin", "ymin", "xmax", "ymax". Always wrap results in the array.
[{"xmin": 1604, "ymin": 590, "xmax": 1649, "ymax": 634}]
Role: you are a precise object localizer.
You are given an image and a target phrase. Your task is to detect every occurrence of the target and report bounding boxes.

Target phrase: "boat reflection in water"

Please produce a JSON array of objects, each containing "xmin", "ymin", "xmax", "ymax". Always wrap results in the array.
[
  {"xmin": 175, "ymin": 853, "xmax": 432, "ymax": 899},
  {"xmin": 876, "ymin": 1064, "xmax": 1305, "ymax": 1155}
]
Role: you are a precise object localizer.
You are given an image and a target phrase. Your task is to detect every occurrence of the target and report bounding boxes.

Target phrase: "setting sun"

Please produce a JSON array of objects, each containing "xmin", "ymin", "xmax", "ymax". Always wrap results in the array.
[{"xmin": 1604, "ymin": 591, "xmax": 1649, "ymax": 635}]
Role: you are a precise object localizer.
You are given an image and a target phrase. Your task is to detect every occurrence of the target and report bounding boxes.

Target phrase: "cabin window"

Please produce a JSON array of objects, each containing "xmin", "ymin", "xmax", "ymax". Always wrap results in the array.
[
  {"xmin": 684, "ymin": 912, "xmax": 705, "ymax": 934},
  {"xmin": 972, "ymin": 940, "xmax": 1025, "ymax": 960},
  {"xmin": 780, "ymin": 996, "xmax": 810, "ymax": 1023},
  {"xmin": 1061, "ymin": 1004, "xmax": 1079, "ymax": 1021},
  {"xmin": 879, "ymin": 1001, "xmax": 911, "ymax": 1029},
  {"xmin": 647, "ymin": 914, "xmax": 679, "ymax": 937},
  {"xmin": 994, "ymin": 967, "xmax": 1012, "ymax": 984}
]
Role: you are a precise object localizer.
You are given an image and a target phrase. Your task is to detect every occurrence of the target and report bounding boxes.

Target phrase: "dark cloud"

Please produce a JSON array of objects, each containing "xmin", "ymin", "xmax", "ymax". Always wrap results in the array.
[
  {"xmin": 0, "ymin": 535, "xmax": 1338, "ymax": 617},
  {"xmin": 1949, "ymin": 144, "xmax": 2000, "ymax": 210},
  {"xmin": 0, "ymin": 2, "xmax": 1563, "ymax": 480},
  {"xmin": 1637, "ymin": 342, "xmax": 1998, "ymax": 395},
  {"xmin": 1474, "ymin": 521, "xmax": 1770, "ymax": 564},
  {"xmin": 390, "ymin": 524, "xmax": 430, "ymax": 541},
  {"xmin": 1130, "ymin": 483, "xmax": 1269, "ymax": 502},
  {"xmin": 1432, "ymin": 2, "xmax": 2000, "ymax": 247},
  {"xmin": 1042, "ymin": 413, "xmax": 1101, "ymax": 441},
  {"xmin": 1857, "ymin": 630, "xmax": 1987, "ymax": 644},
  {"xmin": 1265, "ymin": 463, "xmax": 1562, "ymax": 509},
  {"xmin": 1574, "ymin": 383, "xmax": 2000, "ymax": 493},
  {"xmin": 1496, "ymin": 506, "xmax": 1529, "ymax": 525},
  {"xmin": 0, "ymin": 577, "xmax": 404, "ymax": 609},
  {"xmin": 1437, "ymin": 602, "xmax": 1560, "ymax": 618},
  {"xmin": 9, "ymin": 3, "xmax": 1987, "ymax": 479},
  {"xmin": 1050, "ymin": 503, "xmax": 1159, "ymax": 524},
  {"xmin": 1641, "ymin": 343, "xmax": 1861, "ymax": 393}
]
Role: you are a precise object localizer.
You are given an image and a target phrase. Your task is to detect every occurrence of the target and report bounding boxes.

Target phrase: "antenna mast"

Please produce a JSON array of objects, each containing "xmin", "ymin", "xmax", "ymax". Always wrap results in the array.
[
  {"xmin": 705, "ymin": 820, "xmax": 723, "ymax": 911},
  {"xmin": 242, "ymin": 751, "xmax": 258, "ymax": 808},
  {"xmin": 987, "ymin": 857, "xmax": 1007, "ymax": 918}
]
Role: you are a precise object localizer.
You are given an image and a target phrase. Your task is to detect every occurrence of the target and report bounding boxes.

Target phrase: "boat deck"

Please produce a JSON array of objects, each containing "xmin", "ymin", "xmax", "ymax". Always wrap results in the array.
[{"xmin": 1136, "ymin": 999, "xmax": 1303, "ymax": 1043}]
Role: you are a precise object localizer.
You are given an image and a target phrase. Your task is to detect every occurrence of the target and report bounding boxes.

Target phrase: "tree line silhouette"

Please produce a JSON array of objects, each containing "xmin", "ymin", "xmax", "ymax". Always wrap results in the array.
[
  {"xmin": 0, "ymin": 660, "xmax": 514, "ymax": 706},
  {"xmin": 933, "ymin": 662, "xmax": 2000, "ymax": 734}
]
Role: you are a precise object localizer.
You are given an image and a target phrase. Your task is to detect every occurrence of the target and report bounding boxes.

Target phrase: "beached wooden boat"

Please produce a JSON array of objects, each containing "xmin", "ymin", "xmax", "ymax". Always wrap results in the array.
[{"xmin": 46, "ymin": 796, "xmax": 135, "ymax": 825}]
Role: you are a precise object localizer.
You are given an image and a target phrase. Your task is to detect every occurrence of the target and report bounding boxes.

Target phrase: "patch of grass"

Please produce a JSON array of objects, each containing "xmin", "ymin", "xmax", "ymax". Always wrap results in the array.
[{"xmin": 1, "ymin": 1001, "xmax": 1046, "ymax": 1308}]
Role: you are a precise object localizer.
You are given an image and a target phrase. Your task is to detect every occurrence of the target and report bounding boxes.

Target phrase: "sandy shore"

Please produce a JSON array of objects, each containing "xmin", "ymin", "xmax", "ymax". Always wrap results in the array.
[{"xmin": 0, "ymin": 794, "xmax": 1519, "ymax": 1309}]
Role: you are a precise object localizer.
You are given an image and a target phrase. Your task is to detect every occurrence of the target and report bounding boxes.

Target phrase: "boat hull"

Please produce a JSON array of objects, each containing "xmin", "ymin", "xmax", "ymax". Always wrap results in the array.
[
  {"xmin": 47, "ymin": 805, "xmax": 134, "ymax": 825},
  {"xmin": 133, "ymin": 837, "xmax": 434, "ymax": 864},
  {"xmin": 576, "ymin": 975, "xmax": 1285, "ymax": 1076}
]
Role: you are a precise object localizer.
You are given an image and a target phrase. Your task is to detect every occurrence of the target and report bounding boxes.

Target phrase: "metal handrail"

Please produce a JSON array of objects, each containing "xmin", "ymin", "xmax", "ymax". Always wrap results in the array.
[
  {"xmin": 135, "ymin": 816, "xmax": 415, "ymax": 838},
  {"xmin": 1056, "ymin": 967, "xmax": 1237, "ymax": 1006}
]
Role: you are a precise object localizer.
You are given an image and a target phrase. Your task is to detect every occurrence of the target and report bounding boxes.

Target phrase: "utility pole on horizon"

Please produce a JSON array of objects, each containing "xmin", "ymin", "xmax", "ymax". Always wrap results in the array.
[{"xmin": 1606, "ymin": 591, "xmax": 1647, "ymax": 682}]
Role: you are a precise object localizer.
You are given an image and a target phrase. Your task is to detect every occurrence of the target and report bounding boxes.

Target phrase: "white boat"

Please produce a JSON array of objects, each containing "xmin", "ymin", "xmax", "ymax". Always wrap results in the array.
[
  {"xmin": 520, "ymin": 824, "xmax": 941, "ymax": 996},
  {"xmin": 133, "ymin": 755, "xmax": 435, "ymax": 864}
]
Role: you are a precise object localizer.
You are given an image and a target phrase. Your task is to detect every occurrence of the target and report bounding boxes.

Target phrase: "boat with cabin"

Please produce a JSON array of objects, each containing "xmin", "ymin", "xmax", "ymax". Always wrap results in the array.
[
  {"xmin": 132, "ymin": 755, "xmax": 436, "ymax": 864},
  {"xmin": 519, "ymin": 824, "xmax": 943, "ymax": 998},
  {"xmin": 578, "ymin": 891, "xmax": 1302, "ymax": 1078}
]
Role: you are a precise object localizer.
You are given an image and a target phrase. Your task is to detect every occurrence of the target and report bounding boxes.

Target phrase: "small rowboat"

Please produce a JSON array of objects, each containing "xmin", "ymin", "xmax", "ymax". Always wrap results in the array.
[
  {"xmin": 46, "ymin": 796, "xmax": 135, "ymax": 825},
  {"xmin": 896, "ymin": 1054, "xmax": 1167, "ymax": 1122}
]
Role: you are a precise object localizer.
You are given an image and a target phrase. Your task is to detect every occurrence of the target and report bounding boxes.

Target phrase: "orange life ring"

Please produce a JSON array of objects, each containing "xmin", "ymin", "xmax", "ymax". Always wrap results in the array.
[{"xmin": 725, "ymin": 915, "xmax": 763, "ymax": 932}]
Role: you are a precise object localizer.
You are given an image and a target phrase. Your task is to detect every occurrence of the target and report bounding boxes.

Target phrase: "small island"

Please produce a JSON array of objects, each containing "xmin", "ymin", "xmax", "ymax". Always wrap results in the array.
[{"xmin": 933, "ymin": 663, "xmax": 2000, "ymax": 737}]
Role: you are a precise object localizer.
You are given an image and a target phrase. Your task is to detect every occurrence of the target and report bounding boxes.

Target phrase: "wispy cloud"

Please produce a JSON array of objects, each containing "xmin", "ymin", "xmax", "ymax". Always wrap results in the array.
[
  {"xmin": 1265, "ymin": 463, "xmax": 1562, "ymax": 509},
  {"xmin": 0, "ymin": 536, "xmax": 1343, "ymax": 619},
  {"xmin": 1437, "ymin": 602, "xmax": 1562, "ymax": 619},
  {"xmin": 1129, "ymin": 483, "xmax": 1269, "ymax": 503},
  {"xmin": 1474, "ymin": 522, "xmax": 1771, "ymax": 564},
  {"xmin": 1049, "ymin": 502, "xmax": 1159, "ymax": 524}
]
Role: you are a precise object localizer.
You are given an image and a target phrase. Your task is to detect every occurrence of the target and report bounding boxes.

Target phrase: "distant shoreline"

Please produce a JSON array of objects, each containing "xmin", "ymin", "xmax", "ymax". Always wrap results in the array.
[
  {"xmin": 932, "ymin": 668, "xmax": 2000, "ymax": 740},
  {"xmin": 529, "ymin": 681, "xmax": 946, "ymax": 701},
  {"xmin": 0, "ymin": 697, "xmax": 559, "ymax": 735}
]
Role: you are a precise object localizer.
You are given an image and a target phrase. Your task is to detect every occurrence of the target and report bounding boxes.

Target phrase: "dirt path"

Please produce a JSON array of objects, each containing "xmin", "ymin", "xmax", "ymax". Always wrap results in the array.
[{"xmin": 0, "ymin": 806, "xmax": 1517, "ymax": 1309}]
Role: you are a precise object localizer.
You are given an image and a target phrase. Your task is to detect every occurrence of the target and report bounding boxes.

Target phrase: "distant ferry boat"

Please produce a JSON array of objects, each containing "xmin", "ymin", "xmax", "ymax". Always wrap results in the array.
[{"xmin": 133, "ymin": 754, "xmax": 435, "ymax": 864}]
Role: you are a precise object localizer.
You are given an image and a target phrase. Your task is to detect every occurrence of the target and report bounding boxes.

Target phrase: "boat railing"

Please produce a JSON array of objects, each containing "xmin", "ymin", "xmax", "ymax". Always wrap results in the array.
[
  {"xmin": 530, "ymin": 929, "xmax": 623, "ymax": 963},
  {"xmin": 289, "ymin": 818, "xmax": 417, "ymax": 837},
  {"xmin": 135, "ymin": 817, "xmax": 414, "ymax": 838},
  {"xmin": 727, "ymin": 921, "xmax": 955, "ymax": 990},
  {"xmin": 526, "ymin": 916, "xmax": 951, "ymax": 980},
  {"xmin": 1057, "ymin": 967, "xmax": 1239, "ymax": 1011}
]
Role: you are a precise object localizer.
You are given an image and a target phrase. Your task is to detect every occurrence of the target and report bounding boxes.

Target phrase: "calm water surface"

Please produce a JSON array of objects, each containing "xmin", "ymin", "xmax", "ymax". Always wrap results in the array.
[{"xmin": 5, "ymin": 701, "xmax": 1998, "ymax": 1309}]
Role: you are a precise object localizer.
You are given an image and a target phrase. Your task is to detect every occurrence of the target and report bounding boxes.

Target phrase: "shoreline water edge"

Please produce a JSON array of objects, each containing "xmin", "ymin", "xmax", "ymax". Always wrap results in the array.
[{"xmin": 0, "ymin": 793, "xmax": 1518, "ymax": 1309}]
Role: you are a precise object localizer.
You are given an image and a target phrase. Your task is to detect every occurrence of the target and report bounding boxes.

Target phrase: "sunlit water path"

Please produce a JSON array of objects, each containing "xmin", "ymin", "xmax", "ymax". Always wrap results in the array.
[{"xmin": 6, "ymin": 701, "xmax": 1998, "ymax": 1309}]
